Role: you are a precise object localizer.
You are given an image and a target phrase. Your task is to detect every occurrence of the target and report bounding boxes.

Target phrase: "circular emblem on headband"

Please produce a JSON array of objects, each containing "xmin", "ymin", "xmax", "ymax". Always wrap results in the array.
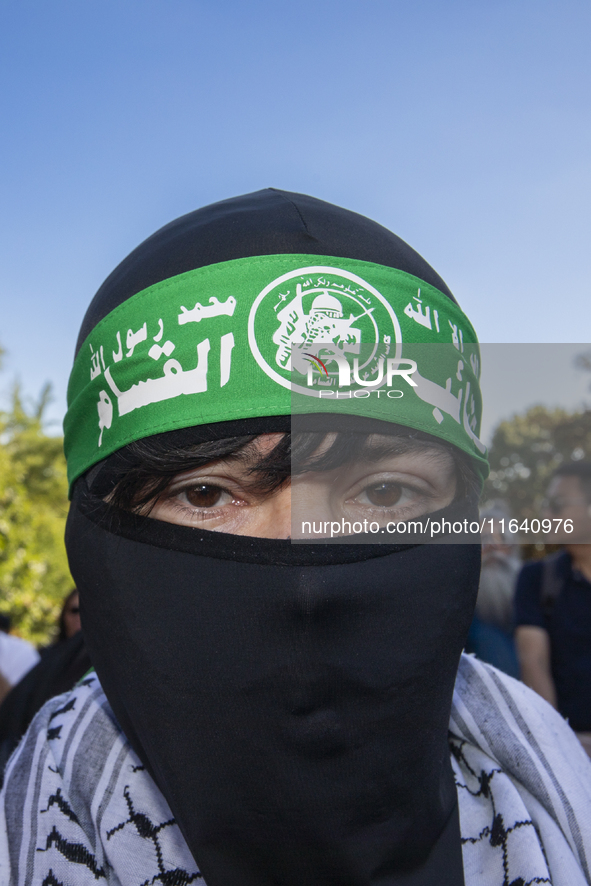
[{"xmin": 248, "ymin": 266, "xmax": 402, "ymax": 396}]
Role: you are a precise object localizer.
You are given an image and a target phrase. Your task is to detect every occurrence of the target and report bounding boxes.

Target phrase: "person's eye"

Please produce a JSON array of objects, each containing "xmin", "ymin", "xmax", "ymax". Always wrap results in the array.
[
  {"xmin": 165, "ymin": 482, "xmax": 241, "ymax": 515},
  {"xmin": 142, "ymin": 471, "xmax": 262, "ymax": 530},
  {"xmin": 348, "ymin": 478, "xmax": 422, "ymax": 511},
  {"xmin": 358, "ymin": 482, "xmax": 404, "ymax": 508},
  {"xmin": 183, "ymin": 484, "xmax": 233, "ymax": 509},
  {"xmin": 343, "ymin": 475, "xmax": 435, "ymax": 521},
  {"xmin": 145, "ymin": 468, "xmax": 261, "ymax": 529}
]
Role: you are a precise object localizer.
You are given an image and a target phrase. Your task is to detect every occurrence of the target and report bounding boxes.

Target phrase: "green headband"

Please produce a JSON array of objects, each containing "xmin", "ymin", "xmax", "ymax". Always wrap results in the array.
[{"xmin": 64, "ymin": 254, "xmax": 488, "ymax": 492}]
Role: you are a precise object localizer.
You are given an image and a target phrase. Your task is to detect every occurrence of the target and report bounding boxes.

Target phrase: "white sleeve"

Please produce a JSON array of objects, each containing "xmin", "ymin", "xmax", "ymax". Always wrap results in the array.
[{"xmin": 0, "ymin": 634, "xmax": 40, "ymax": 686}]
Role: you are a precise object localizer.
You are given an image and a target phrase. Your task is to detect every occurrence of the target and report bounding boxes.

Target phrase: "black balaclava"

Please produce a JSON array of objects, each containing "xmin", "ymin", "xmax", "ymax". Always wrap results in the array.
[{"xmin": 66, "ymin": 190, "xmax": 482, "ymax": 886}]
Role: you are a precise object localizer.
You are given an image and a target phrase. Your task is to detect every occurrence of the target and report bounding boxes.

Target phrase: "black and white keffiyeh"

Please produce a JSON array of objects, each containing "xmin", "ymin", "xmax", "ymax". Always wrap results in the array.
[
  {"xmin": 451, "ymin": 655, "xmax": 591, "ymax": 886},
  {"xmin": 1, "ymin": 654, "xmax": 590, "ymax": 886}
]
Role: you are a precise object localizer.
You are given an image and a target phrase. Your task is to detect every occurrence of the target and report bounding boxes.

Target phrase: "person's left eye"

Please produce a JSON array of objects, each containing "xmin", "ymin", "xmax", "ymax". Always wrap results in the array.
[
  {"xmin": 356, "ymin": 482, "xmax": 404, "ymax": 508},
  {"xmin": 343, "ymin": 476, "xmax": 431, "ymax": 521}
]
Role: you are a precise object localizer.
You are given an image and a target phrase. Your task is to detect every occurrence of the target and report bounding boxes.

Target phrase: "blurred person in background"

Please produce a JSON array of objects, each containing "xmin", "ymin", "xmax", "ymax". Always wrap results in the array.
[
  {"xmin": 515, "ymin": 462, "xmax": 591, "ymax": 757},
  {"xmin": 53, "ymin": 587, "xmax": 82, "ymax": 645},
  {"xmin": 0, "ymin": 612, "xmax": 39, "ymax": 705},
  {"xmin": 36, "ymin": 587, "xmax": 82, "ymax": 657},
  {"xmin": 465, "ymin": 503, "xmax": 521, "ymax": 677},
  {"xmin": 0, "ymin": 589, "xmax": 90, "ymax": 784}
]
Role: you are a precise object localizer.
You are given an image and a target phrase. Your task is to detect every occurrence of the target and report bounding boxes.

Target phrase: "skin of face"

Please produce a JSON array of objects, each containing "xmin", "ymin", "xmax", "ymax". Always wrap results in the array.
[
  {"xmin": 63, "ymin": 592, "xmax": 82, "ymax": 639},
  {"xmin": 543, "ymin": 475, "xmax": 591, "ymax": 545},
  {"xmin": 146, "ymin": 433, "xmax": 458, "ymax": 539}
]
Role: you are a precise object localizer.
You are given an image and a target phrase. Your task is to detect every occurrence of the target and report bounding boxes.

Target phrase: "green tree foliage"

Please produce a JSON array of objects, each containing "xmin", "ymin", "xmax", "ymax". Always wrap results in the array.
[
  {"xmin": 0, "ymin": 384, "xmax": 72, "ymax": 645},
  {"xmin": 484, "ymin": 405, "xmax": 591, "ymax": 520}
]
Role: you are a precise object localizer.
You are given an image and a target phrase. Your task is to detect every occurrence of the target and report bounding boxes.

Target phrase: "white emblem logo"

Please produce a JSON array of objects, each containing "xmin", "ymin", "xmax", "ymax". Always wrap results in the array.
[{"xmin": 248, "ymin": 266, "xmax": 402, "ymax": 396}]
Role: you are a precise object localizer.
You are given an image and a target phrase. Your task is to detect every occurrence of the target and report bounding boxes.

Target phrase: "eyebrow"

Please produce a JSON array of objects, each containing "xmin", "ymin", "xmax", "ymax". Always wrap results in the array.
[
  {"xmin": 356, "ymin": 437, "xmax": 451, "ymax": 461},
  {"xmin": 291, "ymin": 434, "xmax": 454, "ymax": 475}
]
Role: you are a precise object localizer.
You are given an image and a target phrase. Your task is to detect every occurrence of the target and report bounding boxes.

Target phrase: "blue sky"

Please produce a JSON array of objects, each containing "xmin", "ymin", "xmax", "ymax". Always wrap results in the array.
[{"xmin": 1, "ymin": 0, "xmax": 590, "ymax": 432}]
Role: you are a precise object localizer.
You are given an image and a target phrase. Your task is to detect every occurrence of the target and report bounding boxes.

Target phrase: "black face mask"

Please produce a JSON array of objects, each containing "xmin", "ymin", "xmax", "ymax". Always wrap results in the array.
[{"xmin": 67, "ymin": 480, "xmax": 480, "ymax": 886}]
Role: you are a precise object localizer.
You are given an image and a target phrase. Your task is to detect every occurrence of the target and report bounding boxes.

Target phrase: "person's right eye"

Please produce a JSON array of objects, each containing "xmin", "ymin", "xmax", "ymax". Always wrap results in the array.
[
  {"xmin": 183, "ymin": 484, "xmax": 234, "ymax": 509},
  {"xmin": 160, "ymin": 479, "xmax": 244, "ymax": 521}
]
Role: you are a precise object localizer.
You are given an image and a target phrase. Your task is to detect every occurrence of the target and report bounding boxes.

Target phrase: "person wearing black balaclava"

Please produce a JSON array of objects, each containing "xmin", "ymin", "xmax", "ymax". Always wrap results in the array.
[{"xmin": 1, "ymin": 190, "xmax": 590, "ymax": 886}]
